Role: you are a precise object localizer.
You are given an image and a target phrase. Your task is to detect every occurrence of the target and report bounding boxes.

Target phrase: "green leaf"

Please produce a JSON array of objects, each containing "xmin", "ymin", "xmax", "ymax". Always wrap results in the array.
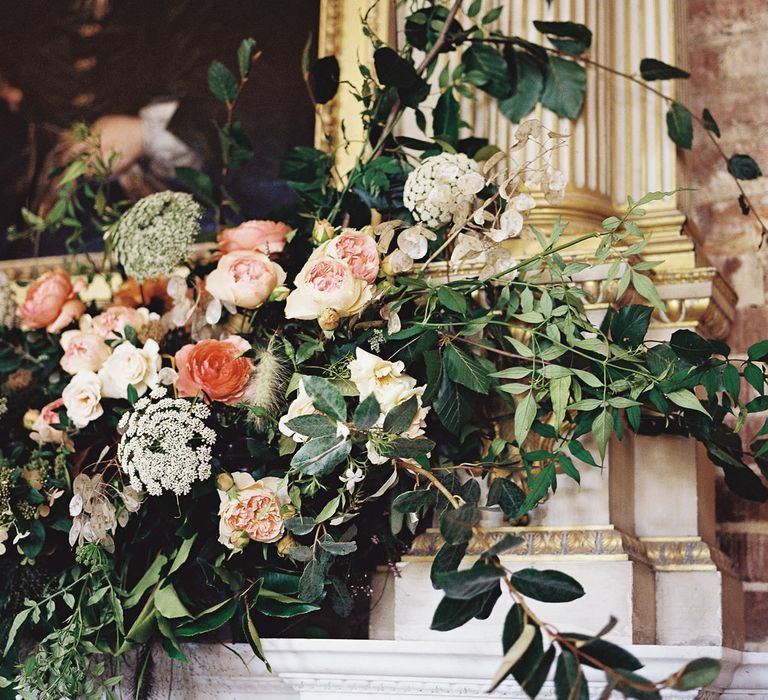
[
  {"xmin": 541, "ymin": 57, "xmax": 586, "ymax": 119},
  {"xmin": 318, "ymin": 538, "xmax": 357, "ymax": 556},
  {"xmin": 666, "ymin": 101, "xmax": 693, "ymax": 149},
  {"xmin": 393, "ymin": 488, "xmax": 435, "ymax": 513},
  {"xmin": 433, "ymin": 89, "xmax": 461, "ymax": 140},
  {"xmin": 354, "ymin": 394, "xmax": 381, "ymax": 430},
  {"xmin": 631, "ymin": 271, "xmax": 664, "ymax": 311},
  {"xmin": 379, "ymin": 436, "xmax": 435, "ymax": 459},
  {"xmin": 284, "ymin": 515, "xmax": 316, "ymax": 535},
  {"xmin": 440, "ymin": 503, "xmax": 480, "ymax": 544},
  {"xmin": 639, "ymin": 58, "xmax": 690, "ymax": 80},
  {"xmin": 438, "ymin": 286, "xmax": 468, "ymax": 314},
  {"xmin": 315, "ymin": 495, "xmax": 341, "ymax": 524},
  {"xmin": 433, "ymin": 562, "xmax": 505, "ymax": 599},
  {"xmin": 702, "ymin": 108, "xmax": 721, "ymax": 138},
  {"xmin": 208, "ymin": 60, "xmax": 238, "ymax": 103},
  {"xmin": 3, "ymin": 608, "xmax": 30, "ymax": 655},
  {"xmin": 461, "ymin": 45, "xmax": 513, "ymax": 99},
  {"xmin": 610, "ymin": 304, "xmax": 653, "ymax": 349},
  {"xmin": 374, "ymin": 47, "xmax": 420, "ymax": 88},
  {"xmin": 445, "ymin": 344, "xmax": 491, "ymax": 393},
  {"xmin": 488, "ymin": 623, "xmax": 538, "ymax": 692},
  {"xmin": 500, "ymin": 53, "xmax": 544, "ymax": 123},
  {"xmin": 310, "ymin": 55, "xmax": 340, "ymax": 104},
  {"xmin": 435, "ymin": 373, "xmax": 474, "ymax": 432},
  {"xmin": 302, "ymin": 375, "xmax": 347, "ymax": 422},
  {"xmin": 431, "ymin": 542, "xmax": 468, "ymax": 588},
  {"xmin": 551, "ymin": 375, "xmax": 571, "ymax": 430},
  {"xmin": 176, "ymin": 599, "xmax": 237, "ymax": 637},
  {"xmin": 579, "ymin": 637, "xmax": 642, "ymax": 671},
  {"xmin": 298, "ymin": 560, "xmax": 325, "ymax": 602},
  {"xmin": 168, "ymin": 533, "xmax": 197, "ymax": 575},
  {"xmin": 383, "ymin": 395, "xmax": 420, "ymax": 434},
  {"xmin": 175, "ymin": 167, "xmax": 216, "ymax": 205},
  {"xmin": 487, "ymin": 478, "xmax": 525, "ymax": 517},
  {"xmin": 592, "ymin": 409, "xmax": 613, "ymax": 459},
  {"xmin": 673, "ymin": 657, "xmax": 721, "ymax": 690},
  {"xmin": 521, "ymin": 644, "xmax": 556, "ymax": 697},
  {"xmin": 154, "ymin": 584, "xmax": 193, "ymax": 619},
  {"xmin": 665, "ymin": 389, "xmax": 711, "ymax": 417},
  {"xmin": 554, "ymin": 650, "xmax": 588, "ymax": 700},
  {"xmin": 613, "ymin": 670, "xmax": 661, "ymax": 700},
  {"xmin": 19, "ymin": 519, "xmax": 45, "ymax": 560},
  {"xmin": 509, "ymin": 568, "xmax": 585, "ymax": 602},
  {"xmin": 534, "ymin": 20, "xmax": 592, "ymax": 54},
  {"xmin": 749, "ymin": 339, "xmax": 768, "ymax": 362},
  {"xmin": 516, "ymin": 463, "xmax": 557, "ymax": 516},
  {"xmin": 430, "ymin": 592, "xmax": 490, "ymax": 631},
  {"xmin": 124, "ymin": 553, "xmax": 168, "ymax": 608},
  {"xmin": 291, "ymin": 435, "xmax": 352, "ymax": 477},
  {"xmin": 285, "ymin": 414, "xmax": 336, "ymax": 438},
  {"xmin": 515, "ymin": 392, "xmax": 537, "ymax": 447},
  {"xmin": 237, "ymin": 37, "xmax": 257, "ymax": 78},
  {"xmin": 484, "ymin": 533, "xmax": 525, "ymax": 557},
  {"xmin": 723, "ymin": 363, "xmax": 740, "ymax": 400},
  {"xmin": 728, "ymin": 154, "xmax": 763, "ymax": 180}
]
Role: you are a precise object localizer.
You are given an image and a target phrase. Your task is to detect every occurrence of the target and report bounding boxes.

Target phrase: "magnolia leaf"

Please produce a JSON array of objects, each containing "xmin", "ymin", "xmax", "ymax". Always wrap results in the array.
[
  {"xmin": 487, "ymin": 478, "xmax": 525, "ymax": 517},
  {"xmin": 509, "ymin": 568, "xmax": 585, "ymax": 602},
  {"xmin": 673, "ymin": 658, "xmax": 721, "ymax": 691},
  {"xmin": 374, "ymin": 47, "xmax": 419, "ymax": 88},
  {"xmin": 554, "ymin": 650, "xmax": 588, "ymax": 700},
  {"xmin": 431, "ymin": 542, "xmax": 468, "ymax": 588},
  {"xmin": 310, "ymin": 56, "xmax": 340, "ymax": 104},
  {"xmin": 728, "ymin": 154, "xmax": 763, "ymax": 181},
  {"xmin": 291, "ymin": 435, "xmax": 352, "ymax": 476},
  {"xmin": 534, "ymin": 20, "xmax": 592, "ymax": 54},
  {"xmin": 488, "ymin": 623, "xmax": 537, "ymax": 692},
  {"xmin": 666, "ymin": 101, "xmax": 693, "ymax": 149},
  {"xmin": 702, "ymin": 108, "xmax": 720, "ymax": 138},
  {"xmin": 383, "ymin": 395, "xmax": 420, "ymax": 434},
  {"xmin": 440, "ymin": 503, "xmax": 480, "ymax": 544},
  {"xmin": 639, "ymin": 58, "xmax": 690, "ymax": 80},
  {"xmin": 433, "ymin": 561, "xmax": 505, "ymax": 599},
  {"xmin": 393, "ymin": 488, "xmax": 435, "ymax": 513}
]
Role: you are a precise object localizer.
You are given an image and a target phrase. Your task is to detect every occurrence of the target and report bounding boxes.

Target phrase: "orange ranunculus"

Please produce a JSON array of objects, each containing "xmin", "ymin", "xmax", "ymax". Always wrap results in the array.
[
  {"xmin": 112, "ymin": 277, "xmax": 173, "ymax": 310},
  {"xmin": 217, "ymin": 220, "xmax": 291, "ymax": 256},
  {"xmin": 18, "ymin": 269, "xmax": 85, "ymax": 332},
  {"xmin": 174, "ymin": 336, "xmax": 253, "ymax": 404}
]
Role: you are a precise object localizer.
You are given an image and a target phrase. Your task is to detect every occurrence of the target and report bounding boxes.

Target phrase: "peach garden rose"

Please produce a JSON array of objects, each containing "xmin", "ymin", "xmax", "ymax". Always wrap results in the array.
[
  {"xmin": 174, "ymin": 335, "xmax": 253, "ymax": 404},
  {"xmin": 82, "ymin": 305, "xmax": 150, "ymax": 339},
  {"xmin": 30, "ymin": 398, "xmax": 72, "ymax": 448},
  {"xmin": 326, "ymin": 230, "xmax": 380, "ymax": 283},
  {"xmin": 17, "ymin": 269, "xmax": 86, "ymax": 333},
  {"xmin": 217, "ymin": 472, "xmax": 291, "ymax": 550},
  {"xmin": 205, "ymin": 251, "xmax": 286, "ymax": 310},
  {"xmin": 60, "ymin": 330, "xmax": 112, "ymax": 375},
  {"xmin": 217, "ymin": 220, "xmax": 291, "ymax": 256}
]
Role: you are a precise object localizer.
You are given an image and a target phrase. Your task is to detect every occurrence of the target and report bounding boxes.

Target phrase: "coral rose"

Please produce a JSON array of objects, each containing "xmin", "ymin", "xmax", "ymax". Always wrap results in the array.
[
  {"xmin": 217, "ymin": 473, "xmax": 290, "ymax": 549},
  {"xmin": 284, "ymin": 257, "xmax": 373, "ymax": 322},
  {"xmin": 205, "ymin": 251, "xmax": 286, "ymax": 310},
  {"xmin": 18, "ymin": 269, "xmax": 85, "ymax": 332},
  {"xmin": 60, "ymin": 331, "xmax": 111, "ymax": 374},
  {"xmin": 175, "ymin": 336, "xmax": 253, "ymax": 404},
  {"xmin": 218, "ymin": 220, "xmax": 291, "ymax": 256},
  {"xmin": 327, "ymin": 230, "xmax": 380, "ymax": 283}
]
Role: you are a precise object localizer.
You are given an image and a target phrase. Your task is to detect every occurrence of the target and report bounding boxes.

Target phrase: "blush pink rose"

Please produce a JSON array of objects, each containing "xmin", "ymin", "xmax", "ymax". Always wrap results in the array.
[
  {"xmin": 18, "ymin": 269, "xmax": 86, "ymax": 332},
  {"xmin": 218, "ymin": 220, "xmax": 291, "ymax": 256},
  {"xmin": 60, "ymin": 331, "xmax": 111, "ymax": 374},
  {"xmin": 327, "ymin": 231, "xmax": 380, "ymax": 283},
  {"xmin": 86, "ymin": 306, "xmax": 148, "ymax": 339},
  {"xmin": 205, "ymin": 251, "xmax": 286, "ymax": 310},
  {"xmin": 217, "ymin": 474, "xmax": 290, "ymax": 548},
  {"xmin": 175, "ymin": 336, "xmax": 254, "ymax": 404},
  {"xmin": 30, "ymin": 398, "xmax": 71, "ymax": 447}
]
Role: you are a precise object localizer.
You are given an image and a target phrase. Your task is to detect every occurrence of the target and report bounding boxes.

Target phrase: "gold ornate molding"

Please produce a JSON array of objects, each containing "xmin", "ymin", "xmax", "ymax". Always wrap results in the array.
[{"xmin": 405, "ymin": 526, "xmax": 739, "ymax": 575}]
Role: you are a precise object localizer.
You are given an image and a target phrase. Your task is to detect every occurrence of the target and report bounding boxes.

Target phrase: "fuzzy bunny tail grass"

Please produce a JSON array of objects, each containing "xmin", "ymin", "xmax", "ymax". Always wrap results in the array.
[{"xmin": 243, "ymin": 339, "xmax": 290, "ymax": 432}]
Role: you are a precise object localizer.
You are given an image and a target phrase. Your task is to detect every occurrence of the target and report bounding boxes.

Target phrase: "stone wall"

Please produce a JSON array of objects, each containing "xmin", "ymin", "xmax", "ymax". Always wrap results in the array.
[{"xmin": 687, "ymin": 0, "xmax": 768, "ymax": 648}]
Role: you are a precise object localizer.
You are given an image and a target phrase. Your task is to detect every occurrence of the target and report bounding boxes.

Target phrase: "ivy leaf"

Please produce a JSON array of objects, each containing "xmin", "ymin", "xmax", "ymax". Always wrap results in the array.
[
  {"xmin": 487, "ymin": 478, "xmax": 525, "ymax": 517},
  {"xmin": 666, "ymin": 101, "xmax": 693, "ymax": 149},
  {"xmin": 702, "ymin": 108, "xmax": 721, "ymax": 138},
  {"xmin": 541, "ymin": 57, "xmax": 586, "ymax": 119},
  {"xmin": 728, "ymin": 154, "xmax": 763, "ymax": 181},
  {"xmin": 302, "ymin": 375, "xmax": 347, "ymax": 422},
  {"xmin": 534, "ymin": 20, "xmax": 592, "ymax": 54},
  {"xmin": 509, "ymin": 568, "xmax": 585, "ymax": 602},
  {"xmin": 310, "ymin": 56, "xmax": 340, "ymax": 104},
  {"xmin": 639, "ymin": 57, "xmax": 690, "ymax": 80},
  {"xmin": 499, "ymin": 52, "xmax": 543, "ymax": 123},
  {"xmin": 208, "ymin": 60, "xmax": 238, "ymax": 103}
]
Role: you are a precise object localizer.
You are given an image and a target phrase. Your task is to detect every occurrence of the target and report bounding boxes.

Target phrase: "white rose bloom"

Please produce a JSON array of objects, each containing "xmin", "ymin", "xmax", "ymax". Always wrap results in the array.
[
  {"xmin": 63, "ymin": 371, "xmax": 104, "ymax": 428},
  {"xmin": 348, "ymin": 348, "xmax": 417, "ymax": 413},
  {"xmin": 98, "ymin": 339, "xmax": 161, "ymax": 400},
  {"xmin": 278, "ymin": 381, "xmax": 320, "ymax": 443}
]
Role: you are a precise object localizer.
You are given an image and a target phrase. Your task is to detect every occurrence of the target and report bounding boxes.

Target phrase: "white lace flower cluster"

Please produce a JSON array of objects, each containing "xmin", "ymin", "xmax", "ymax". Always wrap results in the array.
[
  {"xmin": 117, "ymin": 386, "xmax": 216, "ymax": 496},
  {"xmin": 403, "ymin": 153, "xmax": 485, "ymax": 228},
  {"xmin": 109, "ymin": 191, "xmax": 202, "ymax": 280},
  {"xmin": 0, "ymin": 272, "xmax": 16, "ymax": 328}
]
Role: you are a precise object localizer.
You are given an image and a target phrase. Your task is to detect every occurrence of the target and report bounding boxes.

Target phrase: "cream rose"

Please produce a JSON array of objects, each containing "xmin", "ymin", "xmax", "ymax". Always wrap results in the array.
[
  {"xmin": 348, "ymin": 348, "xmax": 417, "ymax": 412},
  {"xmin": 278, "ymin": 381, "xmax": 322, "ymax": 443},
  {"xmin": 206, "ymin": 251, "xmax": 286, "ymax": 310},
  {"xmin": 326, "ymin": 230, "xmax": 380, "ymax": 283},
  {"xmin": 60, "ymin": 331, "xmax": 112, "ymax": 374},
  {"xmin": 62, "ymin": 371, "xmax": 104, "ymax": 428},
  {"xmin": 98, "ymin": 340, "xmax": 160, "ymax": 400},
  {"xmin": 284, "ymin": 257, "xmax": 373, "ymax": 322},
  {"xmin": 217, "ymin": 473, "xmax": 291, "ymax": 550}
]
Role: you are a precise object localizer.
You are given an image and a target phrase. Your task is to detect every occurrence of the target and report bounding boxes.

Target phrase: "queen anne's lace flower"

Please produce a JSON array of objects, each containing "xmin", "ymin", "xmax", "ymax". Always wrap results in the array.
[
  {"xmin": 403, "ymin": 153, "xmax": 484, "ymax": 228},
  {"xmin": 0, "ymin": 273, "xmax": 16, "ymax": 329},
  {"xmin": 117, "ymin": 386, "xmax": 216, "ymax": 496},
  {"xmin": 109, "ymin": 191, "xmax": 202, "ymax": 280}
]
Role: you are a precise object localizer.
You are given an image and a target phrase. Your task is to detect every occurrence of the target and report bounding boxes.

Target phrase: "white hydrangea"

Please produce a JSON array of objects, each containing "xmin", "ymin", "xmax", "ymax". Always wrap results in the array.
[
  {"xmin": 109, "ymin": 191, "xmax": 202, "ymax": 281},
  {"xmin": 403, "ymin": 153, "xmax": 484, "ymax": 228},
  {"xmin": 117, "ymin": 386, "xmax": 216, "ymax": 496}
]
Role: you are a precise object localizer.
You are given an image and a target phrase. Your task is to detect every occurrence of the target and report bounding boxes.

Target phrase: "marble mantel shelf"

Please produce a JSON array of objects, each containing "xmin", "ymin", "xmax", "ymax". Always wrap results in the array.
[{"xmin": 135, "ymin": 639, "xmax": 767, "ymax": 700}]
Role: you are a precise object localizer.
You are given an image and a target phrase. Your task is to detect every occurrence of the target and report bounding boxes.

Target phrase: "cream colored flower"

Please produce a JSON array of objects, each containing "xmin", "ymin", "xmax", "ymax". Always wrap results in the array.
[
  {"xmin": 278, "ymin": 381, "xmax": 321, "ymax": 443},
  {"xmin": 348, "ymin": 348, "xmax": 416, "ymax": 412},
  {"xmin": 98, "ymin": 339, "xmax": 160, "ymax": 400},
  {"xmin": 63, "ymin": 371, "xmax": 104, "ymax": 428}
]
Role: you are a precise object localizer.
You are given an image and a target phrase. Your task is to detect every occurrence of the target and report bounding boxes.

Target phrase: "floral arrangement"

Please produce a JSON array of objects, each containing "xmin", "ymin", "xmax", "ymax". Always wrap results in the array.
[{"xmin": 0, "ymin": 2, "xmax": 765, "ymax": 699}]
